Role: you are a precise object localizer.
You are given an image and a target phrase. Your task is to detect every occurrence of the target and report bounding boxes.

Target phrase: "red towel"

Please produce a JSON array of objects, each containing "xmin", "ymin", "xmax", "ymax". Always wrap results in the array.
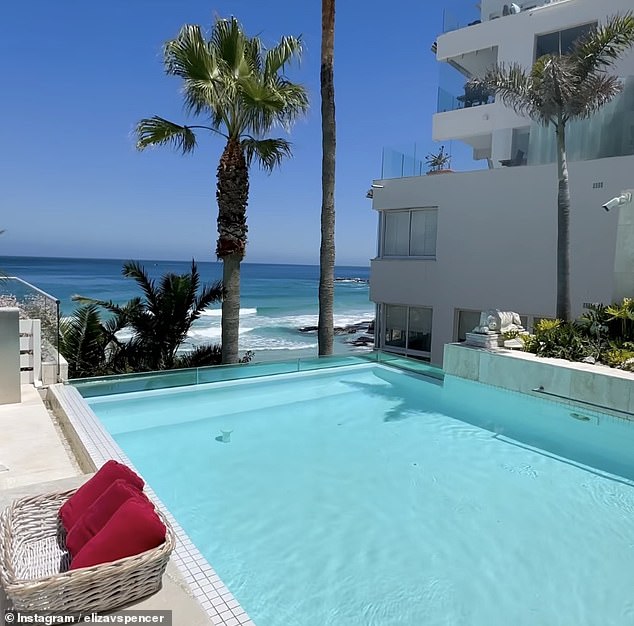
[
  {"xmin": 59, "ymin": 460, "xmax": 144, "ymax": 531},
  {"xmin": 65, "ymin": 478, "xmax": 144, "ymax": 556},
  {"xmin": 70, "ymin": 495, "xmax": 167, "ymax": 570}
]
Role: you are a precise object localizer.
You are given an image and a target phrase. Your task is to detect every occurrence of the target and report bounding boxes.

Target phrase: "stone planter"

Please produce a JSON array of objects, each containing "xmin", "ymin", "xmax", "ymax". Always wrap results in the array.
[{"xmin": 443, "ymin": 343, "xmax": 634, "ymax": 416}]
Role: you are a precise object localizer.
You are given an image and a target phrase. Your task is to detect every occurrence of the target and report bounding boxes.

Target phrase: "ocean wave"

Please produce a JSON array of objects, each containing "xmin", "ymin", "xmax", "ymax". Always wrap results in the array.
[
  {"xmin": 200, "ymin": 307, "xmax": 258, "ymax": 317},
  {"xmin": 110, "ymin": 307, "xmax": 372, "ymax": 353},
  {"xmin": 188, "ymin": 326, "xmax": 255, "ymax": 340}
]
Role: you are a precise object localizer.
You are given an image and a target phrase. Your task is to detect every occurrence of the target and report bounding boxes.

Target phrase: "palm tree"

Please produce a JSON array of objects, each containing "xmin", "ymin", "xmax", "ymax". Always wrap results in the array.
[
  {"xmin": 71, "ymin": 261, "xmax": 224, "ymax": 373},
  {"xmin": 318, "ymin": 0, "xmax": 336, "ymax": 356},
  {"xmin": 59, "ymin": 304, "xmax": 111, "ymax": 378},
  {"xmin": 481, "ymin": 13, "xmax": 634, "ymax": 321},
  {"xmin": 136, "ymin": 17, "xmax": 309, "ymax": 363}
]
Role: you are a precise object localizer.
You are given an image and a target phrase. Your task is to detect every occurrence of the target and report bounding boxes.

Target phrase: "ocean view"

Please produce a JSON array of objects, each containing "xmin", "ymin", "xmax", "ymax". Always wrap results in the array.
[{"xmin": 0, "ymin": 256, "xmax": 374, "ymax": 361}]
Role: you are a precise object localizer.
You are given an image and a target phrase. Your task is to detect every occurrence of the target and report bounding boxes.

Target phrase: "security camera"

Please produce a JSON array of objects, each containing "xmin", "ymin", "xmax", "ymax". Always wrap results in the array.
[{"xmin": 602, "ymin": 192, "xmax": 632, "ymax": 212}]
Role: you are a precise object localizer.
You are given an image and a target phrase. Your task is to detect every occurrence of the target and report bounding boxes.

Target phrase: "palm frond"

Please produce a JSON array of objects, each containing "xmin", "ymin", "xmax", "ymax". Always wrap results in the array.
[
  {"xmin": 243, "ymin": 36, "xmax": 263, "ymax": 76},
  {"xmin": 59, "ymin": 304, "xmax": 106, "ymax": 378},
  {"xmin": 264, "ymin": 35, "xmax": 304, "ymax": 79},
  {"xmin": 241, "ymin": 137, "xmax": 293, "ymax": 171},
  {"xmin": 568, "ymin": 73, "xmax": 623, "ymax": 119},
  {"xmin": 482, "ymin": 63, "xmax": 542, "ymax": 121},
  {"xmin": 192, "ymin": 279, "xmax": 223, "ymax": 320},
  {"xmin": 164, "ymin": 24, "xmax": 223, "ymax": 117},
  {"xmin": 174, "ymin": 344, "xmax": 222, "ymax": 368},
  {"xmin": 212, "ymin": 17, "xmax": 248, "ymax": 78},
  {"xmin": 121, "ymin": 261, "xmax": 160, "ymax": 311},
  {"xmin": 572, "ymin": 13, "xmax": 634, "ymax": 79},
  {"xmin": 534, "ymin": 56, "xmax": 577, "ymax": 123},
  {"xmin": 269, "ymin": 79, "xmax": 310, "ymax": 130},
  {"xmin": 71, "ymin": 295, "xmax": 126, "ymax": 315},
  {"xmin": 135, "ymin": 116, "xmax": 197, "ymax": 154}
]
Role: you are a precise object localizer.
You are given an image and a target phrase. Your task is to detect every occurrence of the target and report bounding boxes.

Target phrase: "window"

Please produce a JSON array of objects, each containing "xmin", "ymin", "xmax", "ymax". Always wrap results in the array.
[
  {"xmin": 383, "ymin": 304, "xmax": 432, "ymax": 356},
  {"xmin": 382, "ymin": 209, "xmax": 438, "ymax": 258},
  {"xmin": 456, "ymin": 310, "xmax": 482, "ymax": 342},
  {"xmin": 535, "ymin": 23, "xmax": 596, "ymax": 59},
  {"xmin": 384, "ymin": 305, "xmax": 407, "ymax": 348}
]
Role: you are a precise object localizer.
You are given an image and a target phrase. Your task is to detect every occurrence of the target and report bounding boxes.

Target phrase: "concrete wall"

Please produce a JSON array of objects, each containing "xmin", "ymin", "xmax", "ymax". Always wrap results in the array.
[
  {"xmin": 0, "ymin": 308, "xmax": 21, "ymax": 404},
  {"xmin": 433, "ymin": 0, "xmax": 634, "ymax": 146},
  {"xmin": 370, "ymin": 155, "xmax": 633, "ymax": 364}
]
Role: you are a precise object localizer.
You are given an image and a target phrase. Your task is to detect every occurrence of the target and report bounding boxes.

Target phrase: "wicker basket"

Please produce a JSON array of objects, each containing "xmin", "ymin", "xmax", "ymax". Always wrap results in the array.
[{"xmin": 0, "ymin": 488, "xmax": 176, "ymax": 613}]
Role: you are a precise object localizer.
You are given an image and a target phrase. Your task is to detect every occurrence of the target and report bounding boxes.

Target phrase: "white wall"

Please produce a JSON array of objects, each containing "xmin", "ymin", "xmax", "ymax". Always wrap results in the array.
[
  {"xmin": 434, "ymin": 0, "xmax": 634, "ymax": 144},
  {"xmin": 370, "ymin": 155, "xmax": 634, "ymax": 364},
  {"xmin": 0, "ymin": 308, "xmax": 21, "ymax": 404}
]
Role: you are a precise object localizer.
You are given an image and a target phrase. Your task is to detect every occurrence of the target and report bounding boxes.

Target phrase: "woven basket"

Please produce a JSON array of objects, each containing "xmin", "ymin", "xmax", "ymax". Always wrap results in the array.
[{"xmin": 0, "ymin": 488, "xmax": 176, "ymax": 613}]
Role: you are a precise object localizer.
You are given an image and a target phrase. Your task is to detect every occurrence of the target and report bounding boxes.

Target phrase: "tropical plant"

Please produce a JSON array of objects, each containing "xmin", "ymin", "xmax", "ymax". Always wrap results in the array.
[
  {"xmin": 60, "ymin": 261, "xmax": 228, "ymax": 377},
  {"xmin": 604, "ymin": 346, "xmax": 634, "ymax": 370},
  {"xmin": 319, "ymin": 0, "xmax": 336, "ymax": 356},
  {"xmin": 74, "ymin": 261, "xmax": 224, "ymax": 372},
  {"xmin": 480, "ymin": 13, "xmax": 634, "ymax": 321},
  {"xmin": 59, "ymin": 304, "xmax": 112, "ymax": 378},
  {"xmin": 606, "ymin": 297, "xmax": 634, "ymax": 339},
  {"xmin": 425, "ymin": 145, "xmax": 451, "ymax": 173},
  {"xmin": 136, "ymin": 17, "xmax": 309, "ymax": 363}
]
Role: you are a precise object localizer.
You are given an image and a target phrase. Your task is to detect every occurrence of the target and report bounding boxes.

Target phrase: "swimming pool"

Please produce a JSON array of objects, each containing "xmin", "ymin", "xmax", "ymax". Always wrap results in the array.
[{"xmin": 80, "ymin": 361, "xmax": 634, "ymax": 626}]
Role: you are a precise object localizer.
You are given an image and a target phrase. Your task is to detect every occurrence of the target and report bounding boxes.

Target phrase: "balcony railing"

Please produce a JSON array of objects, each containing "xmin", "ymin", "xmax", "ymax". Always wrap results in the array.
[
  {"xmin": 438, "ymin": 84, "xmax": 495, "ymax": 113},
  {"xmin": 381, "ymin": 140, "xmax": 487, "ymax": 179},
  {"xmin": 442, "ymin": 0, "xmax": 571, "ymax": 33},
  {"xmin": 0, "ymin": 277, "xmax": 61, "ymax": 381}
]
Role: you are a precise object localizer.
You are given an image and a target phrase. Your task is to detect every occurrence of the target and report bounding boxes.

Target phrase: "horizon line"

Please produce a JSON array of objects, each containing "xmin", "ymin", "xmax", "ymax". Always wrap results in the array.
[{"xmin": 0, "ymin": 253, "xmax": 371, "ymax": 268}]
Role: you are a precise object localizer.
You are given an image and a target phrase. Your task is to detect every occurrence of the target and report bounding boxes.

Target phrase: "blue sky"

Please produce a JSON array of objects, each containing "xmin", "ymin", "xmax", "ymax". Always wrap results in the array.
[{"xmin": 0, "ymin": 1, "xmax": 444, "ymax": 266}]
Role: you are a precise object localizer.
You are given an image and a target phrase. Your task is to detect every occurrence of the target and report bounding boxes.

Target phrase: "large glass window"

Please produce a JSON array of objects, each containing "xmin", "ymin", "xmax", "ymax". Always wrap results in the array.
[
  {"xmin": 535, "ymin": 23, "xmax": 596, "ymax": 59},
  {"xmin": 383, "ymin": 209, "xmax": 438, "ymax": 258},
  {"xmin": 383, "ymin": 304, "xmax": 433, "ymax": 356},
  {"xmin": 383, "ymin": 212, "xmax": 410, "ymax": 257},
  {"xmin": 408, "ymin": 307, "xmax": 433, "ymax": 352}
]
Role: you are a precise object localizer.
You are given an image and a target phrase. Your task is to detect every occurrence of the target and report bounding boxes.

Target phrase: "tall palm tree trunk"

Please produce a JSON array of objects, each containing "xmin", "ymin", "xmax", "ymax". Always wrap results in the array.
[
  {"xmin": 217, "ymin": 138, "xmax": 249, "ymax": 363},
  {"xmin": 318, "ymin": 0, "xmax": 336, "ymax": 356},
  {"xmin": 555, "ymin": 118, "xmax": 571, "ymax": 321}
]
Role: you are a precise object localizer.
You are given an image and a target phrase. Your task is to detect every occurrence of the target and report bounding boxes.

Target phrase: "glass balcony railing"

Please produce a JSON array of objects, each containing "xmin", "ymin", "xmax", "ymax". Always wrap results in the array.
[
  {"xmin": 442, "ymin": 0, "xmax": 572, "ymax": 34},
  {"xmin": 0, "ymin": 276, "xmax": 62, "ymax": 378},
  {"xmin": 442, "ymin": 1, "xmax": 481, "ymax": 33},
  {"xmin": 381, "ymin": 140, "xmax": 488, "ymax": 179},
  {"xmin": 437, "ymin": 60, "xmax": 495, "ymax": 113},
  {"xmin": 437, "ymin": 85, "xmax": 495, "ymax": 113}
]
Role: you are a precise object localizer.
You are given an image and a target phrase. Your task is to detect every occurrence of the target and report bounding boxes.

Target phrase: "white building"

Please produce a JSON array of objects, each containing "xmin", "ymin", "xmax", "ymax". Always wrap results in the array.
[{"xmin": 370, "ymin": 0, "xmax": 634, "ymax": 365}]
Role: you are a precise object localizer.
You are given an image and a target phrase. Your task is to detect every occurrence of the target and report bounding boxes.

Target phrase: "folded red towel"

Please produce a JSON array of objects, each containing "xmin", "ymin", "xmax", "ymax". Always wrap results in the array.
[
  {"xmin": 65, "ymin": 479, "xmax": 145, "ymax": 556},
  {"xmin": 70, "ymin": 495, "xmax": 166, "ymax": 570},
  {"xmin": 60, "ymin": 460, "xmax": 144, "ymax": 531}
]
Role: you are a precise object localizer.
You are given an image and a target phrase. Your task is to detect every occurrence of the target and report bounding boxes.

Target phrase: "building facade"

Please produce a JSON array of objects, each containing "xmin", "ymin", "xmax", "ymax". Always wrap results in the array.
[{"xmin": 370, "ymin": 0, "xmax": 634, "ymax": 365}]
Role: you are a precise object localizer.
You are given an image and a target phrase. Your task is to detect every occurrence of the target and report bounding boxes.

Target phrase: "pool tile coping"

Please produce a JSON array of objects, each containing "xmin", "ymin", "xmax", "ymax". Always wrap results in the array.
[{"xmin": 48, "ymin": 384, "xmax": 254, "ymax": 626}]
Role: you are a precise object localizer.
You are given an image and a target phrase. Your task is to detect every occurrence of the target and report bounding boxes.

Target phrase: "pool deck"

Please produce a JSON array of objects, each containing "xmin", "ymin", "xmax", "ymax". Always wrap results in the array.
[
  {"xmin": 0, "ymin": 385, "xmax": 77, "ymax": 489},
  {"xmin": 0, "ymin": 387, "xmax": 214, "ymax": 625}
]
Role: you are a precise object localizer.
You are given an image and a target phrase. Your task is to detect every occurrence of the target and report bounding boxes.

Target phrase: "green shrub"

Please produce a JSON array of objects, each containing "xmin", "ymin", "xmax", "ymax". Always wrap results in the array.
[
  {"xmin": 604, "ymin": 348, "xmax": 634, "ymax": 369},
  {"xmin": 522, "ymin": 318, "xmax": 604, "ymax": 362}
]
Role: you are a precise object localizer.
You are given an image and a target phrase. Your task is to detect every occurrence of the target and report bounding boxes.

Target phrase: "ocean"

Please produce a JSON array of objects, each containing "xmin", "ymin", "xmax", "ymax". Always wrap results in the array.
[{"xmin": 0, "ymin": 256, "xmax": 374, "ymax": 361}]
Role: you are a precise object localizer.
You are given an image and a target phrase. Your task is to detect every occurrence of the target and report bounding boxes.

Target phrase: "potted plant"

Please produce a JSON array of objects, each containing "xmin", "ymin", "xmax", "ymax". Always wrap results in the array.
[{"xmin": 425, "ymin": 145, "xmax": 452, "ymax": 174}]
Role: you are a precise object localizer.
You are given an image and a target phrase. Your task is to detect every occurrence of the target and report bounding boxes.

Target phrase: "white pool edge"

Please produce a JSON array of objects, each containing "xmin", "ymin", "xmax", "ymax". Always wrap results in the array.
[{"xmin": 48, "ymin": 383, "xmax": 254, "ymax": 626}]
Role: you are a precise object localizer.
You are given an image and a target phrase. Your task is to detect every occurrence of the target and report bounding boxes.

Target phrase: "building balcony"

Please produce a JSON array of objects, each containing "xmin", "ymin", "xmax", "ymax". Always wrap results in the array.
[
  {"xmin": 380, "ymin": 140, "xmax": 488, "ymax": 179},
  {"xmin": 442, "ymin": 0, "xmax": 573, "ymax": 33}
]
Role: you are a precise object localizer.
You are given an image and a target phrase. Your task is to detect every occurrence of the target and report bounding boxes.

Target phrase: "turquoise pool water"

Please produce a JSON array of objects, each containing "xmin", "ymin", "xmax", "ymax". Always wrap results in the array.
[{"xmin": 85, "ymin": 363, "xmax": 634, "ymax": 626}]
